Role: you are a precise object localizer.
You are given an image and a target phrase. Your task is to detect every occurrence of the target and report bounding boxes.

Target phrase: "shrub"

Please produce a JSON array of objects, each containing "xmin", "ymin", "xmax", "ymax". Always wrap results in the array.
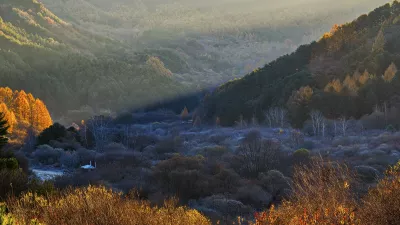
[
  {"xmin": 76, "ymin": 148, "xmax": 96, "ymax": 165},
  {"xmin": 154, "ymin": 136, "xmax": 182, "ymax": 154},
  {"xmin": 36, "ymin": 123, "xmax": 66, "ymax": 146},
  {"xmin": 236, "ymin": 130, "xmax": 281, "ymax": 177},
  {"xmin": 133, "ymin": 135, "xmax": 158, "ymax": 151},
  {"xmin": 289, "ymin": 130, "xmax": 304, "ymax": 148},
  {"xmin": 332, "ymin": 136, "xmax": 354, "ymax": 147},
  {"xmin": 0, "ymin": 158, "xmax": 18, "ymax": 170},
  {"xmin": 300, "ymin": 140, "xmax": 314, "ymax": 150},
  {"xmin": 235, "ymin": 184, "xmax": 272, "ymax": 208},
  {"xmin": 208, "ymin": 134, "xmax": 228, "ymax": 145},
  {"xmin": 6, "ymin": 185, "xmax": 211, "ymax": 225},
  {"xmin": 32, "ymin": 145, "xmax": 63, "ymax": 165},
  {"xmin": 196, "ymin": 195, "xmax": 252, "ymax": 218},
  {"xmin": 259, "ymin": 170, "xmax": 291, "ymax": 199},
  {"xmin": 292, "ymin": 148, "xmax": 310, "ymax": 165},
  {"xmin": 13, "ymin": 152, "xmax": 29, "ymax": 174},
  {"xmin": 359, "ymin": 161, "xmax": 400, "ymax": 224},
  {"xmin": 355, "ymin": 165, "xmax": 380, "ymax": 183},
  {"xmin": 251, "ymin": 158, "xmax": 358, "ymax": 225},
  {"xmin": 103, "ymin": 142, "xmax": 127, "ymax": 152},
  {"xmin": 59, "ymin": 151, "xmax": 79, "ymax": 168},
  {"xmin": 200, "ymin": 146, "xmax": 229, "ymax": 158},
  {"xmin": 360, "ymin": 111, "xmax": 386, "ymax": 130},
  {"xmin": 0, "ymin": 169, "xmax": 28, "ymax": 200},
  {"xmin": 386, "ymin": 124, "xmax": 396, "ymax": 132}
]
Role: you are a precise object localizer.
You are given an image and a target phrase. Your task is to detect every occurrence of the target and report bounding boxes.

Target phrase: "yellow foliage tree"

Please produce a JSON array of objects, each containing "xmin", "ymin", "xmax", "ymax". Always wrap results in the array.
[
  {"xmin": 343, "ymin": 75, "xmax": 358, "ymax": 95},
  {"xmin": 383, "ymin": 62, "xmax": 398, "ymax": 82},
  {"xmin": 0, "ymin": 87, "xmax": 13, "ymax": 106},
  {"xmin": 181, "ymin": 106, "xmax": 189, "ymax": 120},
  {"xmin": 12, "ymin": 90, "xmax": 31, "ymax": 122},
  {"xmin": 358, "ymin": 69, "xmax": 370, "ymax": 85},
  {"xmin": 0, "ymin": 87, "xmax": 52, "ymax": 142},
  {"xmin": 0, "ymin": 103, "xmax": 16, "ymax": 133},
  {"xmin": 324, "ymin": 79, "xmax": 343, "ymax": 93}
]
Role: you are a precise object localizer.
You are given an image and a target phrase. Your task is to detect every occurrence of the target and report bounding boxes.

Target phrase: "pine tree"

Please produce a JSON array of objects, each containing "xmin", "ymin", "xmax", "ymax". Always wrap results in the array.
[{"xmin": 0, "ymin": 112, "xmax": 9, "ymax": 150}]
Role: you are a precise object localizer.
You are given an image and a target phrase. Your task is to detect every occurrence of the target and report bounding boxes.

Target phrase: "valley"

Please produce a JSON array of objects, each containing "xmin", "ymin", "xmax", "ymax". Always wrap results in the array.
[{"xmin": 2, "ymin": 1, "xmax": 400, "ymax": 225}]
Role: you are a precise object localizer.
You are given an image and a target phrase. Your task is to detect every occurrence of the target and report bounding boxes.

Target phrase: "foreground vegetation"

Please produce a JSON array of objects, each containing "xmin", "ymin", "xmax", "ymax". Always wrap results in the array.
[{"xmin": 0, "ymin": 159, "xmax": 400, "ymax": 225}]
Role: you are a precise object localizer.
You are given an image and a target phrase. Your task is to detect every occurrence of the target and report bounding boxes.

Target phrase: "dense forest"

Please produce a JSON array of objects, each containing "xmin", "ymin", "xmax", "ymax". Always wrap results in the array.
[{"xmin": 203, "ymin": 1, "xmax": 400, "ymax": 127}]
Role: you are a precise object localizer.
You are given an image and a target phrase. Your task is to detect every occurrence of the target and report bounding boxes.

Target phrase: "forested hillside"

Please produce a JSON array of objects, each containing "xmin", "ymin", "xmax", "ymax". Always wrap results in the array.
[
  {"xmin": 204, "ymin": 1, "xmax": 400, "ymax": 127},
  {"xmin": 0, "ymin": 0, "xmax": 186, "ymax": 117}
]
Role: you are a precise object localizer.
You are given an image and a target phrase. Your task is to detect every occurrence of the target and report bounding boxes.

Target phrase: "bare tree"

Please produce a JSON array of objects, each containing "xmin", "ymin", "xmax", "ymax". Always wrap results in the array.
[
  {"xmin": 235, "ymin": 114, "xmax": 247, "ymax": 128},
  {"xmin": 310, "ymin": 110, "xmax": 325, "ymax": 137},
  {"xmin": 237, "ymin": 130, "xmax": 280, "ymax": 177},
  {"xmin": 87, "ymin": 115, "xmax": 112, "ymax": 151},
  {"xmin": 321, "ymin": 119, "xmax": 326, "ymax": 138},
  {"xmin": 339, "ymin": 116, "xmax": 349, "ymax": 136},
  {"xmin": 290, "ymin": 129, "xmax": 304, "ymax": 148},
  {"xmin": 265, "ymin": 107, "xmax": 287, "ymax": 128},
  {"xmin": 333, "ymin": 120, "xmax": 338, "ymax": 137}
]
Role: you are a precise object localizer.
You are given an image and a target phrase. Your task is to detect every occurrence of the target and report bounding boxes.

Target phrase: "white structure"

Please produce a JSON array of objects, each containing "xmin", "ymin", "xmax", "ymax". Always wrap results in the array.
[{"xmin": 81, "ymin": 161, "xmax": 96, "ymax": 170}]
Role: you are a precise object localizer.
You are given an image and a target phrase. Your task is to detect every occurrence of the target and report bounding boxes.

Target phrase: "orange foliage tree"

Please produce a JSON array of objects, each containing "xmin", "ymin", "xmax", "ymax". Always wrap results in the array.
[{"xmin": 0, "ymin": 87, "xmax": 52, "ymax": 142}]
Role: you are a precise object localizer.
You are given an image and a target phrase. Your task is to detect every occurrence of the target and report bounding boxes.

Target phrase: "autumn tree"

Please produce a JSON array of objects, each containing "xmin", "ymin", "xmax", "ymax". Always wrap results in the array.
[
  {"xmin": 31, "ymin": 99, "xmax": 52, "ymax": 132},
  {"xmin": 383, "ymin": 62, "xmax": 398, "ymax": 82},
  {"xmin": 0, "ymin": 112, "xmax": 9, "ymax": 150},
  {"xmin": 324, "ymin": 79, "xmax": 343, "ymax": 93},
  {"xmin": 342, "ymin": 75, "xmax": 358, "ymax": 95},
  {"xmin": 372, "ymin": 28, "xmax": 385, "ymax": 53},
  {"xmin": 181, "ymin": 106, "xmax": 189, "ymax": 120},
  {"xmin": 0, "ymin": 103, "xmax": 16, "ymax": 133},
  {"xmin": 358, "ymin": 70, "xmax": 371, "ymax": 85},
  {"xmin": 0, "ymin": 87, "xmax": 52, "ymax": 142},
  {"xmin": 0, "ymin": 87, "xmax": 13, "ymax": 106},
  {"xmin": 12, "ymin": 90, "xmax": 30, "ymax": 122},
  {"xmin": 287, "ymin": 86, "xmax": 314, "ymax": 128}
]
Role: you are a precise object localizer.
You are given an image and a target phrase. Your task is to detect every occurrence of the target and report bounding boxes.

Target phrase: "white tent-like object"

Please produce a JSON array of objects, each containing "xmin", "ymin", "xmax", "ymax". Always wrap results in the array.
[{"xmin": 81, "ymin": 161, "xmax": 96, "ymax": 170}]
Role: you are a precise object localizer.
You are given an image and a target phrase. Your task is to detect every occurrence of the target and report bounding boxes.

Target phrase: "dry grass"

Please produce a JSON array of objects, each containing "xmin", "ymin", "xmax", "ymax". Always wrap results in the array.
[
  {"xmin": 359, "ymin": 161, "xmax": 400, "ymax": 224},
  {"xmin": 6, "ymin": 185, "xmax": 211, "ymax": 225},
  {"xmin": 251, "ymin": 157, "xmax": 359, "ymax": 225},
  {"xmin": 4, "ymin": 160, "xmax": 400, "ymax": 225},
  {"xmin": 251, "ymin": 159, "xmax": 400, "ymax": 225}
]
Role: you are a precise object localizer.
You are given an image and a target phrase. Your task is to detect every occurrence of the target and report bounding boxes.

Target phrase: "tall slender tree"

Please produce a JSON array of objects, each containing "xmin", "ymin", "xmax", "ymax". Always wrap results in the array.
[{"xmin": 0, "ymin": 112, "xmax": 9, "ymax": 150}]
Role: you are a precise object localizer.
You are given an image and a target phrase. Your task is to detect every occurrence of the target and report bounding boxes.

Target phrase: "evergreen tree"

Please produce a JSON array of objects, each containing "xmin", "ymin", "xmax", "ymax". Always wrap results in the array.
[{"xmin": 0, "ymin": 112, "xmax": 9, "ymax": 150}]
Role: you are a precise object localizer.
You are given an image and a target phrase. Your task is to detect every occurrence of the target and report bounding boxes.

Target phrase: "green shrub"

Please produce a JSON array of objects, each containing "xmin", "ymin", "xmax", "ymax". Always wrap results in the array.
[
  {"xmin": 386, "ymin": 124, "xmax": 396, "ymax": 133},
  {"xmin": 293, "ymin": 148, "xmax": 310, "ymax": 157},
  {"xmin": 0, "ymin": 158, "xmax": 18, "ymax": 171},
  {"xmin": 292, "ymin": 148, "xmax": 311, "ymax": 165}
]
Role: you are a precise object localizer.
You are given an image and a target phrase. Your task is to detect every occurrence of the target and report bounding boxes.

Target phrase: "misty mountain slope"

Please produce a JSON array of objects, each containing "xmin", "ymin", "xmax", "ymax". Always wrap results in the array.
[
  {"xmin": 40, "ymin": 0, "xmax": 389, "ymax": 88},
  {"xmin": 0, "ymin": 0, "xmax": 187, "ymax": 116},
  {"xmin": 203, "ymin": 1, "xmax": 400, "ymax": 126}
]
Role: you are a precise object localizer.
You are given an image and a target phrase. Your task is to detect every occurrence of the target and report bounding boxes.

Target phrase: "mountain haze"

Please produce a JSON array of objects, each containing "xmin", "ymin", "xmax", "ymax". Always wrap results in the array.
[{"xmin": 0, "ymin": 0, "xmax": 186, "ymax": 118}]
